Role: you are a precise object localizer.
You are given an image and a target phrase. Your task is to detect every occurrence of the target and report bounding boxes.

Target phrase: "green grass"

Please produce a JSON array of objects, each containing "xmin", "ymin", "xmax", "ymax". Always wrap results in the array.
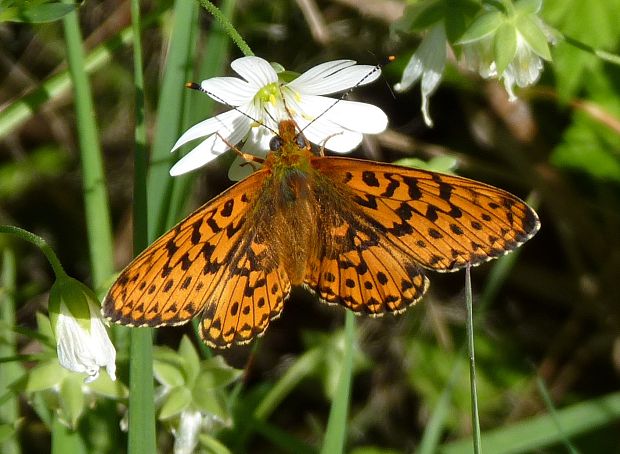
[{"xmin": 2, "ymin": 0, "xmax": 620, "ymax": 452}]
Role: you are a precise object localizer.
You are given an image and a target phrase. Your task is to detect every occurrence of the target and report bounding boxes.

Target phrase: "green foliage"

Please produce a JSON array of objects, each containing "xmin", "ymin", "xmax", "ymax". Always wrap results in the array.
[
  {"xmin": 0, "ymin": 147, "xmax": 69, "ymax": 201},
  {"xmin": 0, "ymin": 0, "xmax": 78, "ymax": 23},
  {"xmin": 544, "ymin": 0, "xmax": 620, "ymax": 99},
  {"xmin": 153, "ymin": 336, "xmax": 242, "ymax": 427},
  {"xmin": 407, "ymin": 335, "xmax": 528, "ymax": 432},
  {"xmin": 549, "ymin": 53, "xmax": 620, "ymax": 181},
  {"xmin": 2, "ymin": 0, "xmax": 620, "ymax": 452}
]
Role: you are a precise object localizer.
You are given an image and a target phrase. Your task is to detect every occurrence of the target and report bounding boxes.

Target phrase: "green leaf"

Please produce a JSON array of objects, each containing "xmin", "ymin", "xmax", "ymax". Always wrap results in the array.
[
  {"xmin": 515, "ymin": 0, "xmax": 542, "ymax": 15},
  {"xmin": 494, "ymin": 22, "xmax": 518, "ymax": 74},
  {"xmin": 198, "ymin": 434, "xmax": 233, "ymax": 454},
  {"xmin": 60, "ymin": 374, "xmax": 85, "ymax": 428},
  {"xmin": 87, "ymin": 370, "xmax": 128, "ymax": 399},
  {"xmin": 457, "ymin": 11, "xmax": 503, "ymax": 44},
  {"xmin": 178, "ymin": 336, "xmax": 200, "ymax": 384},
  {"xmin": 551, "ymin": 66, "xmax": 620, "ymax": 182},
  {"xmin": 153, "ymin": 359, "xmax": 186, "ymax": 388},
  {"xmin": 1, "ymin": 3, "xmax": 78, "ymax": 23},
  {"xmin": 441, "ymin": 392, "xmax": 620, "ymax": 453},
  {"xmin": 158, "ymin": 386, "xmax": 191, "ymax": 420},
  {"xmin": 35, "ymin": 312, "xmax": 55, "ymax": 345},
  {"xmin": 0, "ymin": 147, "xmax": 69, "ymax": 201},
  {"xmin": 392, "ymin": 0, "xmax": 443, "ymax": 34},
  {"xmin": 25, "ymin": 360, "xmax": 65, "ymax": 392},
  {"xmin": 443, "ymin": 0, "xmax": 480, "ymax": 43},
  {"xmin": 516, "ymin": 15, "xmax": 552, "ymax": 60},
  {"xmin": 0, "ymin": 424, "xmax": 15, "ymax": 443},
  {"xmin": 544, "ymin": 0, "xmax": 620, "ymax": 100},
  {"xmin": 350, "ymin": 448, "xmax": 401, "ymax": 454},
  {"xmin": 191, "ymin": 385, "xmax": 230, "ymax": 423},
  {"xmin": 195, "ymin": 356, "xmax": 242, "ymax": 390},
  {"xmin": 550, "ymin": 119, "xmax": 620, "ymax": 182}
]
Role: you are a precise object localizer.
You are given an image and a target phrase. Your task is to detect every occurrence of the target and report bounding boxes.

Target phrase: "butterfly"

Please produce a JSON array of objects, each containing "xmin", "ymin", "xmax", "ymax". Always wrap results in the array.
[{"xmin": 103, "ymin": 119, "xmax": 540, "ymax": 348}]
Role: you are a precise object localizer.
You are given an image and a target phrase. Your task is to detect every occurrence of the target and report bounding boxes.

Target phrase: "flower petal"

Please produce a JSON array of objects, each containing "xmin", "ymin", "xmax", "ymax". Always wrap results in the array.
[
  {"xmin": 394, "ymin": 23, "xmax": 447, "ymax": 94},
  {"xmin": 171, "ymin": 110, "xmax": 245, "ymax": 151},
  {"xmin": 174, "ymin": 410, "xmax": 202, "ymax": 454},
  {"xmin": 56, "ymin": 301, "xmax": 116, "ymax": 383},
  {"xmin": 293, "ymin": 95, "xmax": 388, "ymax": 134},
  {"xmin": 288, "ymin": 60, "xmax": 381, "ymax": 95},
  {"xmin": 231, "ymin": 56, "xmax": 278, "ymax": 88},
  {"xmin": 170, "ymin": 129, "xmax": 240, "ymax": 176},
  {"xmin": 200, "ymin": 77, "xmax": 257, "ymax": 106},
  {"xmin": 296, "ymin": 114, "xmax": 363, "ymax": 153}
]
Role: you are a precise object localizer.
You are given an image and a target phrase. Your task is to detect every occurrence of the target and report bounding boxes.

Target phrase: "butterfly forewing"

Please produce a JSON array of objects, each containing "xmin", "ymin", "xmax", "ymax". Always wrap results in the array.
[
  {"xmin": 103, "ymin": 168, "xmax": 292, "ymax": 347},
  {"xmin": 311, "ymin": 157, "xmax": 540, "ymax": 272}
]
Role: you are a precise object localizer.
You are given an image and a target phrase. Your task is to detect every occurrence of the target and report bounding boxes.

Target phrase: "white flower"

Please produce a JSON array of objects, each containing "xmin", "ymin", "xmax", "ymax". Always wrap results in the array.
[
  {"xmin": 173, "ymin": 410, "xmax": 202, "ymax": 454},
  {"xmin": 172, "ymin": 410, "xmax": 225, "ymax": 454},
  {"xmin": 501, "ymin": 32, "xmax": 546, "ymax": 101},
  {"xmin": 462, "ymin": 31, "xmax": 546, "ymax": 102},
  {"xmin": 49, "ymin": 276, "xmax": 116, "ymax": 383},
  {"xmin": 170, "ymin": 56, "xmax": 388, "ymax": 179},
  {"xmin": 459, "ymin": 0, "xmax": 553, "ymax": 102},
  {"xmin": 394, "ymin": 22, "xmax": 448, "ymax": 127}
]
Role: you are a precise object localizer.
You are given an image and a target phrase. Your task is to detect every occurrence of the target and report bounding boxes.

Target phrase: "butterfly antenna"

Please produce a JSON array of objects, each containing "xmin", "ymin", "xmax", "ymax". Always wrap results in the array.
[
  {"xmin": 299, "ymin": 56, "xmax": 395, "ymax": 135},
  {"xmin": 185, "ymin": 82, "xmax": 279, "ymax": 136}
]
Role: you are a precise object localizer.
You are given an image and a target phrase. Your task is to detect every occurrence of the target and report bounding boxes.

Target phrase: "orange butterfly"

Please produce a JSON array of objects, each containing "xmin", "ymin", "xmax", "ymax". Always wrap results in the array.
[{"xmin": 103, "ymin": 120, "xmax": 539, "ymax": 348}]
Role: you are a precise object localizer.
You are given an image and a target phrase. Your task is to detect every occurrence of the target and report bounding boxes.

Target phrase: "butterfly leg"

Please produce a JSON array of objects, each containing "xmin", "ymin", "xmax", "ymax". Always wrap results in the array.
[
  {"xmin": 215, "ymin": 132, "xmax": 265, "ymax": 170},
  {"xmin": 317, "ymin": 131, "xmax": 344, "ymax": 156}
]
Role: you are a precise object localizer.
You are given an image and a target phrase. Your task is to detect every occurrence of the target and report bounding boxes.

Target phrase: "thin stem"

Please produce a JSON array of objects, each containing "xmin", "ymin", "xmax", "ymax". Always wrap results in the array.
[
  {"xmin": 254, "ymin": 349, "xmax": 322, "ymax": 421},
  {"xmin": 198, "ymin": 0, "xmax": 253, "ymax": 56},
  {"xmin": 127, "ymin": 1, "xmax": 156, "ymax": 453},
  {"xmin": 465, "ymin": 265, "xmax": 482, "ymax": 453},
  {"xmin": 0, "ymin": 225, "xmax": 66, "ymax": 278},
  {"xmin": 320, "ymin": 312, "xmax": 356, "ymax": 454},
  {"xmin": 62, "ymin": 0, "xmax": 114, "ymax": 289},
  {"xmin": 562, "ymin": 34, "xmax": 620, "ymax": 67},
  {"xmin": 0, "ymin": 248, "xmax": 20, "ymax": 454},
  {"xmin": 536, "ymin": 376, "xmax": 580, "ymax": 454},
  {"xmin": 132, "ymin": 0, "xmax": 148, "ymax": 256}
]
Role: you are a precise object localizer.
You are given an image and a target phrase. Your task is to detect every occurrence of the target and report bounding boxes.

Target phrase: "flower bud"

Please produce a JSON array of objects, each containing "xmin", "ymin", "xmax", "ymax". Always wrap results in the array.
[{"xmin": 49, "ymin": 276, "xmax": 116, "ymax": 383}]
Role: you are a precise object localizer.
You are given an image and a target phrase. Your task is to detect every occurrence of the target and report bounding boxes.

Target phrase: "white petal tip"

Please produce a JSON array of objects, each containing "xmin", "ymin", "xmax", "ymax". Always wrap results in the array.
[{"xmin": 394, "ymin": 82, "xmax": 407, "ymax": 93}]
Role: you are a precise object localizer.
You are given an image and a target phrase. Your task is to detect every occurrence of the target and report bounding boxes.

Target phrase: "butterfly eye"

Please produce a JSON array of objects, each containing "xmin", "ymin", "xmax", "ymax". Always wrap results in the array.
[
  {"xmin": 295, "ymin": 134, "xmax": 308, "ymax": 149},
  {"xmin": 269, "ymin": 136, "xmax": 283, "ymax": 151}
]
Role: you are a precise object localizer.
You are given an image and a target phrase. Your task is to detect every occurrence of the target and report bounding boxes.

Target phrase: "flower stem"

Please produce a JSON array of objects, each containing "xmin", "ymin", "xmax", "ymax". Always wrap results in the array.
[
  {"xmin": 61, "ymin": 0, "xmax": 114, "ymax": 290},
  {"xmin": 465, "ymin": 265, "xmax": 482, "ymax": 454},
  {"xmin": 127, "ymin": 1, "xmax": 156, "ymax": 453},
  {"xmin": 0, "ymin": 225, "xmax": 66, "ymax": 278},
  {"xmin": 562, "ymin": 34, "xmax": 620, "ymax": 66},
  {"xmin": 0, "ymin": 248, "xmax": 21, "ymax": 454},
  {"xmin": 198, "ymin": 0, "xmax": 254, "ymax": 56},
  {"xmin": 321, "ymin": 312, "xmax": 356, "ymax": 454}
]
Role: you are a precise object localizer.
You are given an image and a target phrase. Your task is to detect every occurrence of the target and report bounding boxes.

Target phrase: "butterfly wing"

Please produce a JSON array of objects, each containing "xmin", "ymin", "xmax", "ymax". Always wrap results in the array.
[
  {"xmin": 312, "ymin": 157, "xmax": 539, "ymax": 271},
  {"xmin": 103, "ymin": 168, "xmax": 291, "ymax": 348},
  {"xmin": 304, "ymin": 156, "xmax": 539, "ymax": 315},
  {"xmin": 304, "ymin": 228, "xmax": 430, "ymax": 316}
]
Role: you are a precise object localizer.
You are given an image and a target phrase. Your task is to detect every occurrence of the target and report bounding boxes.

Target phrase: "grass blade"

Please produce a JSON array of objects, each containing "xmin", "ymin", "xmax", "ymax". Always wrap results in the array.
[{"xmin": 320, "ymin": 312, "xmax": 356, "ymax": 454}]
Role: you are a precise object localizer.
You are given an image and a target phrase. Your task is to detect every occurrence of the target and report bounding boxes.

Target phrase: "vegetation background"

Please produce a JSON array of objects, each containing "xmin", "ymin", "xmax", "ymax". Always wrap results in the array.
[{"xmin": 1, "ymin": 0, "xmax": 619, "ymax": 452}]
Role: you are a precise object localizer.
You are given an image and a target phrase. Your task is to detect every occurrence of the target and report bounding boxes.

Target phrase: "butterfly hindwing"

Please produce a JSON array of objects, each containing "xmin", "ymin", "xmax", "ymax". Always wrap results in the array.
[
  {"xmin": 198, "ymin": 232, "xmax": 291, "ymax": 348},
  {"xmin": 303, "ymin": 167, "xmax": 430, "ymax": 316}
]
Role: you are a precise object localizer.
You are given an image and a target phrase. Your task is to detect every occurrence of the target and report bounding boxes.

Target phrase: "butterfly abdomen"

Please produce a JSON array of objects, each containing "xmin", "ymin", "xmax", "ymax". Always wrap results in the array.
[{"xmin": 280, "ymin": 168, "xmax": 311, "ymax": 203}]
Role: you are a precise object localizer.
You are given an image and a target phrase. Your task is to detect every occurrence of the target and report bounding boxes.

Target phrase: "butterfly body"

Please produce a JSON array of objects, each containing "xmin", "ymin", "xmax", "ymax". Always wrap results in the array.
[{"xmin": 104, "ymin": 120, "xmax": 539, "ymax": 348}]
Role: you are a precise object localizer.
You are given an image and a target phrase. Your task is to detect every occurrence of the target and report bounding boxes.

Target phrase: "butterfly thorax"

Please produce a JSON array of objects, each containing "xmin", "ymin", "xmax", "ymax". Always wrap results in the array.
[{"xmin": 254, "ymin": 121, "xmax": 321, "ymax": 284}]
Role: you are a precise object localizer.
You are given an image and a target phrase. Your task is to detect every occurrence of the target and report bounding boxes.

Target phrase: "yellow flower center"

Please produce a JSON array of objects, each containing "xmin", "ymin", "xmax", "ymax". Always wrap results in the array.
[{"xmin": 256, "ymin": 82, "xmax": 281, "ymax": 105}]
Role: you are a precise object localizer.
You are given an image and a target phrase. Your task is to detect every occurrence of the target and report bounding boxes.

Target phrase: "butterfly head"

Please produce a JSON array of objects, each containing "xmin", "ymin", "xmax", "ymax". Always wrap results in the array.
[{"xmin": 268, "ymin": 120, "xmax": 312, "ymax": 156}]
